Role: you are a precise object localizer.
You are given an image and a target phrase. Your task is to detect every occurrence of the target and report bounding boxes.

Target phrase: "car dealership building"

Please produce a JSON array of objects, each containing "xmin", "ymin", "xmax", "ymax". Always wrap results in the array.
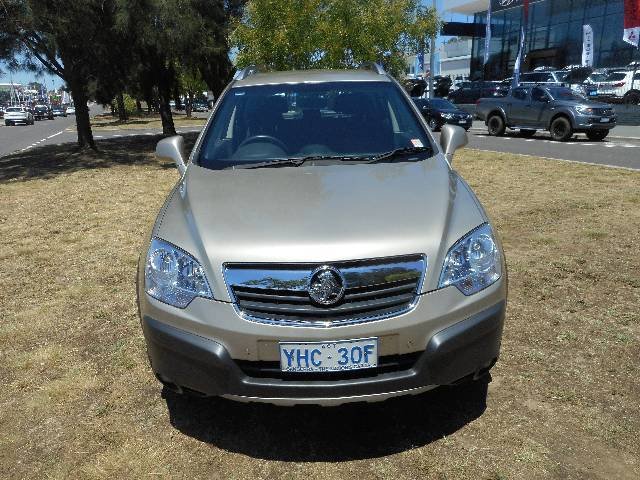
[{"xmin": 444, "ymin": 0, "xmax": 640, "ymax": 80}]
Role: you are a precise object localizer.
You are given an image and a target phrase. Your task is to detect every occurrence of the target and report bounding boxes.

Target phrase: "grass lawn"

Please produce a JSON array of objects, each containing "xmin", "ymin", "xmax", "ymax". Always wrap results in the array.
[
  {"xmin": 0, "ymin": 139, "xmax": 639, "ymax": 479},
  {"xmin": 89, "ymin": 112, "xmax": 207, "ymax": 131}
]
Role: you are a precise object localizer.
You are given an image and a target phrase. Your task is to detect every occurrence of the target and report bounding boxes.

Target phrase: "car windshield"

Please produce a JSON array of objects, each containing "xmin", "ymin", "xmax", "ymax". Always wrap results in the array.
[
  {"xmin": 197, "ymin": 81, "xmax": 432, "ymax": 170},
  {"xmin": 6, "ymin": 107, "xmax": 23, "ymax": 112},
  {"xmin": 428, "ymin": 99, "xmax": 456, "ymax": 109},
  {"xmin": 605, "ymin": 72, "xmax": 626, "ymax": 81},
  {"xmin": 589, "ymin": 73, "xmax": 608, "ymax": 82},
  {"xmin": 547, "ymin": 88, "xmax": 586, "ymax": 101}
]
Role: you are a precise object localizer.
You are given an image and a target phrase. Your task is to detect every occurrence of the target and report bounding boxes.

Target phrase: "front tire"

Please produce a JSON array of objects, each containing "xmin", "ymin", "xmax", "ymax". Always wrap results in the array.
[
  {"xmin": 623, "ymin": 91, "xmax": 640, "ymax": 105},
  {"xmin": 586, "ymin": 130, "xmax": 609, "ymax": 141},
  {"xmin": 550, "ymin": 117, "xmax": 573, "ymax": 141},
  {"xmin": 4, "ymin": 120, "xmax": 11, "ymax": 126},
  {"xmin": 520, "ymin": 129, "xmax": 536, "ymax": 137},
  {"xmin": 487, "ymin": 115, "xmax": 506, "ymax": 136}
]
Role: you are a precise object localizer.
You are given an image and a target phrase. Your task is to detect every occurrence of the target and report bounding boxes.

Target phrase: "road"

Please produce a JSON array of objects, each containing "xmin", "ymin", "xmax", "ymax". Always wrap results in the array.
[
  {"xmin": 0, "ymin": 114, "xmax": 77, "ymax": 157},
  {"xmin": 462, "ymin": 127, "xmax": 640, "ymax": 170}
]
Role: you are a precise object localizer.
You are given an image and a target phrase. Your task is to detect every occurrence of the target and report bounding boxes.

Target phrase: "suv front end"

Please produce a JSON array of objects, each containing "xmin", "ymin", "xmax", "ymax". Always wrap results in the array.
[{"xmin": 138, "ymin": 66, "xmax": 507, "ymax": 406}]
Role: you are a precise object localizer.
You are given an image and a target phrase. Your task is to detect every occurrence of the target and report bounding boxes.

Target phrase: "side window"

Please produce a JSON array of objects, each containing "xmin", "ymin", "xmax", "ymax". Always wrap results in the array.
[
  {"xmin": 531, "ymin": 88, "xmax": 548, "ymax": 102},
  {"xmin": 634, "ymin": 73, "xmax": 640, "ymax": 81},
  {"xmin": 512, "ymin": 88, "xmax": 528, "ymax": 101}
]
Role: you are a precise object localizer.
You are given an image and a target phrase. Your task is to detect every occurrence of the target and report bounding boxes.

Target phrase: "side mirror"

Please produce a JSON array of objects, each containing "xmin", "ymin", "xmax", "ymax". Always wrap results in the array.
[
  {"xmin": 439, "ymin": 125, "xmax": 468, "ymax": 164},
  {"xmin": 156, "ymin": 135, "xmax": 187, "ymax": 175}
]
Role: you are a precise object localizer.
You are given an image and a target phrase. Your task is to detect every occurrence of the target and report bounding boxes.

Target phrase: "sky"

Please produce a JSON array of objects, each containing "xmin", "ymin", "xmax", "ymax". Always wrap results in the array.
[
  {"xmin": 0, "ymin": 60, "xmax": 63, "ymax": 89},
  {"xmin": 1, "ymin": 0, "xmax": 472, "ymax": 88}
]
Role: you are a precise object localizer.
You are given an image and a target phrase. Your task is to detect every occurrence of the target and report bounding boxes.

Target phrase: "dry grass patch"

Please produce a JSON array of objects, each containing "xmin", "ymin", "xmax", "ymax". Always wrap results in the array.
[
  {"xmin": 0, "ymin": 144, "xmax": 638, "ymax": 479},
  {"xmin": 89, "ymin": 112, "xmax": 207, "ymax": 131}
]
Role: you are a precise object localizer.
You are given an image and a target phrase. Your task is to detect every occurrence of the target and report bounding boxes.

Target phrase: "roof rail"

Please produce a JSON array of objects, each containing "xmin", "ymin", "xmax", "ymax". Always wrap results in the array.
[
  {"xmin": 359, "ymin": 62, "xmax": 386, "ymax": 75},
  {"xmin": 233, "ymin": 65, "xmax": 261, "ymax": 81}
]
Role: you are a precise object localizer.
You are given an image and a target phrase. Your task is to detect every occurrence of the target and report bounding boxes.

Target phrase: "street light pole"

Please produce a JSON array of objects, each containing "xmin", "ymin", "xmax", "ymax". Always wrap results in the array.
[{"xmin": 429, "ymin": 0, "xmax": 437, "ymax": 98}]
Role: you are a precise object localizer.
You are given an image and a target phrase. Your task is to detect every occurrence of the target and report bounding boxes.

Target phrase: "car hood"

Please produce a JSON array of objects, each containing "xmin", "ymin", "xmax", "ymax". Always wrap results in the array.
[
  {"xmin": 436, "ymin": 109, "xmax": 468, "ymax": 115},
  {"xmin": 155, "ymin": 158, "xmax": 487, "ymax": 299}
]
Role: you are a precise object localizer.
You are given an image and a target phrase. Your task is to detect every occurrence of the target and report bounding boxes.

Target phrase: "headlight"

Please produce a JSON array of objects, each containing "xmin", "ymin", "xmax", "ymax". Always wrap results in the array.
[
  {"xmin": 144, "ymin": 237, "xmax": 212, "ymax": 308},
  {"xmin": 575, "ymin": 106, "xmax": 595, "ymax": 115},
  {"xmin": 441, "ymin": 113, "xmax": 455, "ymax": 119},
  {"xmin": 438, "ymin": 224, "xmax": 501, "ymax": 295}
]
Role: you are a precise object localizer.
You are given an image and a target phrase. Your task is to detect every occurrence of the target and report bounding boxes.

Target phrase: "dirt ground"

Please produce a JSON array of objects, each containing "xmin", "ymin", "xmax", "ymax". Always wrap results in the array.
[{"xmin": 0, "ymin": 137, "xmax": 638, "ymax": 479}]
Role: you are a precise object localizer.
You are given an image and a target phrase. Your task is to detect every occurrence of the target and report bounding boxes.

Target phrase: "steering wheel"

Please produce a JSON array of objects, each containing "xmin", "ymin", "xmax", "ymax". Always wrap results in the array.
[{"xmin": 238, "ymin": 135, "xmax": 288, "ymax": 152}]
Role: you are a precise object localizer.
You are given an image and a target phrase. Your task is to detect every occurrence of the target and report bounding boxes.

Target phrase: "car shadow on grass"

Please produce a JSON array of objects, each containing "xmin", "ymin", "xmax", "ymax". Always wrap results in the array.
[
  {"xmin": 163, "ymin": 377, "xmax": 489, "ymax": 461},
  {"xmin": 0, "ymin": 132, "xmax": 199, "ymax": 182}
]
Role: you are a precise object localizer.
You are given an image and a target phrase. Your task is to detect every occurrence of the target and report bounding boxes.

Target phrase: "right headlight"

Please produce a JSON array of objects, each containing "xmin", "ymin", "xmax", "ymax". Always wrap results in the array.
[
  {"xmin": 438, "ymin": 223, "xmax": 501, "ymax": 296},
  {"xmin": 144, "ymin": 237, "xmax": 212, "ymax": 308}
]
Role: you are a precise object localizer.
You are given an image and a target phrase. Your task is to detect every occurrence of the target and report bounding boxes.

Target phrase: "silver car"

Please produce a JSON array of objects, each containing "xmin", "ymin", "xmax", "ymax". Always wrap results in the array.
[{"xmin": 138, "ymin": 65, "xmax": 507, "ymax": 406}]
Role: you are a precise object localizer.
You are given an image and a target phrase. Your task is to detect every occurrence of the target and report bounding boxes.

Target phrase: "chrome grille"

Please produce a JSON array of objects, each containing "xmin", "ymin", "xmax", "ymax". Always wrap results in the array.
[
  {"xmin": 595, "ymin": 108, "xmax": 613, "ymax": 116},
  {"xmin": 224, "ymin": 255, "xmax": 426, "ymax": 327}
]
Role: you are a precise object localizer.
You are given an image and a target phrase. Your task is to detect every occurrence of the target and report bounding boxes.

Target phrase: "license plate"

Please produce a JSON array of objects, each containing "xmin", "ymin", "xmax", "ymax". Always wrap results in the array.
[
  {"xmin": 279, "ymin": 338, "xmax": 378, "ymax": 372},
  {"xmin": 600, "ymin": 117, "xmax": 610, "ymax": 123},
  {"xmin": 589, "ymin": 91, "xmax": 597, "ymax": 96},
  {"xmin": 458, "ymin": 120, "xmax": 467, "ymax": 124}
]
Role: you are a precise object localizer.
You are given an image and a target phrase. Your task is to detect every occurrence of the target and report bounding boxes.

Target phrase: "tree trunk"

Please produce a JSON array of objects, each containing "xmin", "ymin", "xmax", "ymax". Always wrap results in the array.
[
  {"xmin": 158, "ymin": 93, "xmax": 176, "ymax": 136},
  {"xmin": 116, "ymin": 92, "xmax": 127, "ymax": 121},
  {"xmin": 173, "ymin": 86, "xmax": 182, "ymax": 111},
  {"xmin": 136, "ymin": 99, "xmax": 142, "ymax": 114},
  {"xmin": 186, "ymin": 92, "xmax": 193, "ymax": 118},
  {"xmin": 70, "ymin": 86, "xmax": 96, "ymax": 149}
]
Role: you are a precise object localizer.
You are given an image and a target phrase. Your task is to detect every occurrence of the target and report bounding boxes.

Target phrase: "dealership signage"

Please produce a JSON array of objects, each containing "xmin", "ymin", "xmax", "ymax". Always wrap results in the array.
[{"xmin": 491, "ymin": 0, "xmax": 543, "ymax": 13}]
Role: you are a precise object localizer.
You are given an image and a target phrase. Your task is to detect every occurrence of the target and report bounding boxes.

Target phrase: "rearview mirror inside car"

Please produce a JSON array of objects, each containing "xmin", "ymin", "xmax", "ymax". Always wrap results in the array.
[
  {"xmin": 156, "ymin": 136, "xmax": 187, "ymax": 175},
  {"xmin": 439, "ymin": 125, "xmax": 468, "ymax": 164}
]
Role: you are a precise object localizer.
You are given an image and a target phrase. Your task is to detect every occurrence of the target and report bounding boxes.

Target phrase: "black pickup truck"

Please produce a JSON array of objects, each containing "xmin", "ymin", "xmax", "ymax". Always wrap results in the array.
[{"xmin": 476, "ymin": 85, "xmax": 616, "ymax": 141}]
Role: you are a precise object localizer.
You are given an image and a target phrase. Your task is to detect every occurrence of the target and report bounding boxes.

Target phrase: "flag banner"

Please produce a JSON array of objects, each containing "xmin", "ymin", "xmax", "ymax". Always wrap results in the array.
[
  {"xmin": 582, "ymin": 25, "xmax": 594, "ymax": 66},
  {"xmin": 623, "ymin": 0, "xmax": 640, "ymax": 46},
  {"xmin": 484, "ymin": 1, "xmax": 492, "ymax": 65},
  {"xmin": 512, "ymin": 0, "xmax": 529, "ymax": 87}
]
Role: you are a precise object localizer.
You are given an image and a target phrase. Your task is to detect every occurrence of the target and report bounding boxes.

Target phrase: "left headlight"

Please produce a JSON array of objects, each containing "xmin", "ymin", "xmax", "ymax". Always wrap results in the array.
[
  {"xmin": 144, "ymin": 237, "xmax": 212, "ymax": 308},
  {"xmin": 575, "ymin": 106, "xmax": 595, "ymax": 115},
  {"xmin": 438, "ymin": 224, "xmax": 502, "ymax": 296}
]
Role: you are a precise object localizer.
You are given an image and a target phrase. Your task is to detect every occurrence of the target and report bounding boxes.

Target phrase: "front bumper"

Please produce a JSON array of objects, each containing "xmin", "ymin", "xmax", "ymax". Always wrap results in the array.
[
  {"xmin": 574, "ymin": 113, "xmax": 616, "ymax": 130},
  {"xmin": 142, "ymin": 299, "xmax": 505, "ymax": 406},
  {"xmin": 439, "ymin": 117, "xmax": 473, "ymax": 130}
]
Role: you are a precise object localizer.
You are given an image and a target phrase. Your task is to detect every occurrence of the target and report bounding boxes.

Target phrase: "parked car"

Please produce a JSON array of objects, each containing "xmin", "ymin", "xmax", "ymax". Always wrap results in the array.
[
  {"xmin": 476, "ymin": 85, "xmax": 616, "ymax": 141},
  {"xmin": 4, "ymin": 106, "xmax": 35, "ymax": 126},
  {"xmin": 66, "ymin": 105, "xmax": 76, "ymax": 115},
  {"xmin": 413, "ymin": 97, "xmax": 473, "ymax": 131},
  {"xmin": 595, "ymin": 70, "xmax": 640, "ymax": 104},
  {"xmin": 138, "ymin": 65, "xmax": 507, "ymax": 406},
  {"xmin": 33, "ymin": 104, "xmax": 54, "ymax": 120},
  {"xmin": 191, "ymin": 101, "xmax": 209, "ymax": 112},
  {"xmin": 52, "ymin": 106, "xmax": 67, "ymax": 117},
  {"xmin": 448, "ymin": 81, "xmax": 509, "ymax": 104}
]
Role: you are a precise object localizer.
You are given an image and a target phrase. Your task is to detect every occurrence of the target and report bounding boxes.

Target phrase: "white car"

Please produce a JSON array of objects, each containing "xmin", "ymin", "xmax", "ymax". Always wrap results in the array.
[
  {"xmin": 4, "ymin": 107, "xmax": 34, "ymax": 126},
  {"xmin": 65, "ymin": 106, "xmax": 76, "ymax": 115},
  {"xmin": 596, "ymin": 70, "xmax": 640, "ymax": 104}
]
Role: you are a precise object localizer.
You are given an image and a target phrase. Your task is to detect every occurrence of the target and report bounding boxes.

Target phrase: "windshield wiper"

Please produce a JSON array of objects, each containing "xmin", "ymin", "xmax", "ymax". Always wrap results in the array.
[
  {"xmin": 366, "ymin": 146, "xmax": 432, "ymax": 164},
  {"xmin": 232, "ymin": 158, "xmax": 306, "ymax": 169},
  {"xmin": 232, "ymin": 154, "xmax": 368, "ymax": 169}
]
